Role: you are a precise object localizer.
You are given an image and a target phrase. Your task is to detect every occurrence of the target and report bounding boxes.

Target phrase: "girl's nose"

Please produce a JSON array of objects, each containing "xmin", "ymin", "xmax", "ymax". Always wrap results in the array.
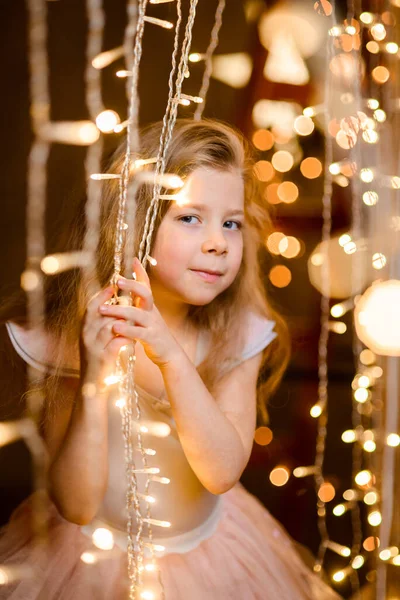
[{"xmin": 201, "ymin": 230, "xmax": 228, "ymax": 254}]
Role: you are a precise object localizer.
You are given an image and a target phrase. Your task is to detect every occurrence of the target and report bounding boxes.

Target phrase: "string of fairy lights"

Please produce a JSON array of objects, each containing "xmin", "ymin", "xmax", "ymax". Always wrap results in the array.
[
  {"xmin": 0, "ymin": 0, "xmax": 225, "ymax": 597},
  {"xmin": 1, "ymin": 0, "xmax": 399, "ymax": 597},
  {"xmin": 252, "ymin": 2, "xmax": 400, "ymax": 596}
]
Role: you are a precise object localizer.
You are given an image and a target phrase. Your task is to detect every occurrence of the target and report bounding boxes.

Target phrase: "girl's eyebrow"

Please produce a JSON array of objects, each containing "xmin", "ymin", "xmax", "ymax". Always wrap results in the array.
[{"xmin": 177, "ymin": 202, "xmax": 244, "ymax": 217}]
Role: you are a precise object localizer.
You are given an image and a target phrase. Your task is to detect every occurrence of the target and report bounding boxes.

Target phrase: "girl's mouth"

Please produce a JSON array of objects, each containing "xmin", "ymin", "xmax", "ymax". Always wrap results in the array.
[{"xmin": 190, "ymin": 270, "xmax": 222, "ymax": 283}]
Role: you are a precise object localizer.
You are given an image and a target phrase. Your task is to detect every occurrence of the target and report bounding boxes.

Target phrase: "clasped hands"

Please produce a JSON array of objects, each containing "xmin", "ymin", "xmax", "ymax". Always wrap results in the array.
[{"xmin": 82, "ymin": 258, "xmax": 182, "ymax": 382}]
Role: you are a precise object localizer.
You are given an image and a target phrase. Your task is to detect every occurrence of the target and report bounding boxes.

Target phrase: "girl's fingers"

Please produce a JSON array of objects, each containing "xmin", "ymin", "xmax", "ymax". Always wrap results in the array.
[
  {"xmin": 103, "ymin": 336, "xmax": 131, "ymax": 359},
  {"xmin": 99, "ymin": 304, "xmax": 149, "ymax": 326},
  {"xmin": 116, "ymin": 277, "xmax": 153, "ymax": 311},
  {"xmin": 87, "ymin": 286, "xmax": 115, "ymax": 317},
  {"xmin": 133, "ymin": 257, "xmax": 151, "ymax": 288},
  {"xmin": 112, "ymin": 321, "xmax": 147, "ymax": 342},
  {"xmin": 96, "ymin": 318, "xmax": 119, "ymax": 349}
]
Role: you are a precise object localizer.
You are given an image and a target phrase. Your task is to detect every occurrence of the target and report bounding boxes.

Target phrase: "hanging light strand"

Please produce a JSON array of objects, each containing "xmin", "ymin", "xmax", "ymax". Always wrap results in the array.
[
  {"xmin": 139, "ymin": 0, "xmax": 199, "ymax": 267},
  {"xmin": 313, "ymin": 3, "xmax": 336, "ymax": 576},
  {"xmin": 82, "ymin": 0, "xmax": 105, "ymax": 299},
  {"xmin": 24, "ymin": 0, "xmax": 52, "ymax": 546},
  {"xmin": 193, "ymin": 0, "xmax": 226, "ymax": 121},
  {"xmin": 346, "ymin": 3, "xmax": 366, "ymax": 594}
]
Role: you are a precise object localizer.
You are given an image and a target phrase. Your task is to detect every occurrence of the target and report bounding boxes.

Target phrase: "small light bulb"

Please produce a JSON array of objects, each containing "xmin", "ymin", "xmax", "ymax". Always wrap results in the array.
[
  {"xmin": 96, "ymin": 110, "xmax": 121, "ymax": 133},
  {"xmin": 310, "ymin": 403, "xmax": 323, "ymax": 418},
  {"xmin": 387, "ymin": 433, "xmax": 400, "ymax": 447},
  {"xmin": 355, "ymin": 470, "xmax": 372, "ymax": 486},
  {"xmin": 352, "ymin": 555, "xmax": 365, "ymax": 569},
  {"xmin": 333, "ymin": 504, "xmax": 346, "ymax": 516},
  {"xmin": 360, "ymin": 168, "xmax": 374, "ymax": 183},
  {"xmin": 368, "ymin": 511, "xmax": 382, "ymax": 526},
  {"xmin": 342, "ymin": 430, "xmax": 357, "ymax": 443}
]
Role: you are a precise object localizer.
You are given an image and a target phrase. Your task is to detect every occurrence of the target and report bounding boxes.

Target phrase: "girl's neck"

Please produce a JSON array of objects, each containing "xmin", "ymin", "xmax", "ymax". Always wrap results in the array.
[{"xmin": 150, "ymin": 281, "xmax": 191, "ymax": 335}]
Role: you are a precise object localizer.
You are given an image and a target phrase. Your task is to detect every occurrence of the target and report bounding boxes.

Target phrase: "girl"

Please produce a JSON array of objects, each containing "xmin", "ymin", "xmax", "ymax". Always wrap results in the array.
[{"xmin": 0, "ymin": 119, "xmax": 341, "ymax": 599}]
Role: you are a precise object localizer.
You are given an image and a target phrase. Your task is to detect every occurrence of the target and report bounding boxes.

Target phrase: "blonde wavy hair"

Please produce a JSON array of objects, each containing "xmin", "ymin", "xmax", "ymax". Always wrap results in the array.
[{"xmin": 3, "ymin": 118, "xmax": 290, "ymax": 424}]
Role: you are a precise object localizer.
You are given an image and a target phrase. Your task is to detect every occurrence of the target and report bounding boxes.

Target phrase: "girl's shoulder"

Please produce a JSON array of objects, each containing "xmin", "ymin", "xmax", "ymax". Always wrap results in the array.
[{"xmin": 5, "ymin": 321, "xmax": 80, "ymax": 378}]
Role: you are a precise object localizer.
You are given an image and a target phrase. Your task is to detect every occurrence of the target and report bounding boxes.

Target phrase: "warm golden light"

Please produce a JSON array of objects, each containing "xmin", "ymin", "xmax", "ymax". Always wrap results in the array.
[
  {"xmin": 343, "ymin": 489, "xmax": 357, "ymax": 501},
  {"xmin": 360, "ymin": 12, "xmax": 374, "ymax": 24},
  {"xmin": 363, "ymin": 191, "xmax": 378, "ymax": 206},
  {"xmin": 355, "ymin": 470, "xmax": 372, "ymax": 486},
  {"xmin": 364, "ymin": 491, "xmax": 378, "ymax": 505},
  {"xmin": 342, "ymin": 430, "xmax": 356, "ymax": 443},
  {"xmin": 279, "ymin": 236, "xmax": 301, "ymax": 258},
  {"xmin": 310, "ymin": 403, "xmax": 323, "ymax": 418},
  {"xmin": 329, "ymin": 322, "xmax": 347, "ymax": 334},
  {"xmin": 338, "ymin": 233, "xmax": 351, "ymax": 247},
  {"xmin": 371, "ymin": 23, "xmax": 386, "ymax": 41},
  {"xmin": 277, "ymin": 181, "xmax": 299, "ymax": 204},
  {"xmin": 103, "ymin": 374, "xmax": 121, "ymax": 386},
  {"xmin": 362, "ymin": 129, "xmax": 379, "ymax": 144},
  {"xmin": 372, "ymin": 253, "xmax": 387, "ymax": 270},
  {"xmin": 363, "ymin": 440, "xmax": 376, "ymax": 452},
  {"xmin": 269, "ymin": 466, "xmax": 290, "ymax": 487},
  {"xmin": 96, "ymin": 110, "xmax": 120, "ymax": 133},
  {"xmin": 332, "ymin": 571, "xmax": 346, "ymax": 583},
  {"xmin": 366, "ymin": 41, "xmax": 380, "ymax": 54},
  {"xmin": 354, "ymin": 387, "xmax": 369, "ymax": 403},
  {"xmin": 368, "ymin": 511, "xmax": 382, "ymax": 527},
  {"xmin": 374, "ymin": 109, "xmax": 386, "ymax": 122},
  {"xmin": 264, "ymin": 183, "xmax": 280, "ymax": 204},
  {"xmin": 254, "ymin": 160, "xmax": 275, "ymax": 182},
  {"xmin": 252, "ymin": 129, "xmax": 274, "ymax": 151},
  {"xmin": 352, "ymin": 555, "xmax": 365, "ymax": 569},
  {"xmin": 294, "ymin": 115, "xmax": 314, "ymax": 136},
  {"xmin": 360, "ymin": 168, "xmax": 374, "ymax": 182},
  {"xmin": 266, "ymin": 232, "xmax": 287, "ymax": 255},
  {"xmin": 333, "ymin": 504, "xmax": 346, "ymax": 516},
  {"xmin": 92, "ymin": 46, "xmax": 124, "ymax": 69},
  {"xmin": 363, "ymin": 536, "xmax": 380, "ymax": 551},
  {"xmin": 92, "ymin": 528, "xmax": 114, "ymax": 550},
  {"xmin": 318, "ymin": 482, "xmax": 335, "ymax": 503},
  {"xmin": 300, "ymin": 157, "xmax": 322, "ymax": 179},
  {"xmin": 386, "ymin": 42, "xmax": 399, "ymax": 54},
  {"xmin": 271, "ymin": 150, "xmax": 294, "ymax": 173},
  {"xmin": 367, "ymin": 98, "xmax": 379, "ymax": 110},
  {"xmin": 360, "ymin": 349, "xmax": 376, "ymax": 365},
  {"xmin": 355, "ymin": 281, "xmax": 400, "ymax": 356},
  {"xmin": 269, "ymin": 265, "xmax": 292, "ymax": 288},
  {"xmin": 80, "ymin": 552, "xmax": 97, "ymax": 564},
  {"xmin": 387, "ymin": 433, "xmax": 400, "ymax": 447},
  {"xmin": 372, "ymin": 65, "xmax": 390, "ymax": 84},
  {"xmin": 254, "ymin": 426, "xmax": 273, "ymax": 446},
  {"xmin": 336, "ymin": 129, "xmax": 356, "ymax": 149}
]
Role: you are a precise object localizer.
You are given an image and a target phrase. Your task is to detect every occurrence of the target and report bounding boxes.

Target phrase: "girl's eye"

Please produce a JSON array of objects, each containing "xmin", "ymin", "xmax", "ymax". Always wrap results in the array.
[
  {"xmin": 224, "ymin": 221, "xmax": 242, "ymax": 230},
  {"xmin": 178, "ymin": 215, "xmax": 200, "ymax": 224}
]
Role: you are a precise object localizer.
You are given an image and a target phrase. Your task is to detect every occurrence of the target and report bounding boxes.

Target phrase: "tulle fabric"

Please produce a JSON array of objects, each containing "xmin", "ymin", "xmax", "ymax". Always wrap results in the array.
[{"xmin": 0, "ymin": 484, "xmax": 341, "ymax": 600}]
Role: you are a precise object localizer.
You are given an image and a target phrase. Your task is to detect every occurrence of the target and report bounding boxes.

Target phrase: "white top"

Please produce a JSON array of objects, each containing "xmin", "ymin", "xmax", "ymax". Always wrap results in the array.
[{"xmin": 6, "ymin": 313, "xmax": 277, "ymax": 554}]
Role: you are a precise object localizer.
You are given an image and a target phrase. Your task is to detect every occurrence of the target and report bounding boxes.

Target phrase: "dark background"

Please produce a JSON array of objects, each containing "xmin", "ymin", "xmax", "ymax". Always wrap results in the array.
[{"xmin": 0, "ymin": 0, "xmax": 360, "ymax": 597}]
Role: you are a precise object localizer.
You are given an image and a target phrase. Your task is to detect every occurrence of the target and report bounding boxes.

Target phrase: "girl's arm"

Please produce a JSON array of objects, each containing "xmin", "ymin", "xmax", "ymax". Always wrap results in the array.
[
  {"xmin": 159, "ymin": 347, "xmax": 261, "ymax": 495},
  {"xmin": 102, "ymin": 262, "xmax": 262, "ymax": 496},
  {"xmin": 47, "ymin": 286, "xmax": 131, "ymax": 525},
  {"xmin": 46, "ymin": 388, "xmax": 110, "ymax": 525}
]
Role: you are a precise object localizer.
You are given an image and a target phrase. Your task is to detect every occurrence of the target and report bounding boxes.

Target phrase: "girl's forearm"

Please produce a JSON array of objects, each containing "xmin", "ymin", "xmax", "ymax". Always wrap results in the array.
[
  {"xmin": 159, "ymin": 349, "xmax": 247, "ymax": 495},
  {"xmin": 48, "ymin": 392, "xmax": 109, "ymax": 525}
]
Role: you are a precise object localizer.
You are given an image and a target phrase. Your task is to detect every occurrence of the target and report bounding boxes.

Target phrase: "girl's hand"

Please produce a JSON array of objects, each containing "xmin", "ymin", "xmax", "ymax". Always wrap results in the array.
[
  {"xmin": 98, "ymin": 258, "xmax": 182, "ymax": 369},
  {"xmin": 81, "ymin": 286, "xmax": 132, "ymax": 386}
]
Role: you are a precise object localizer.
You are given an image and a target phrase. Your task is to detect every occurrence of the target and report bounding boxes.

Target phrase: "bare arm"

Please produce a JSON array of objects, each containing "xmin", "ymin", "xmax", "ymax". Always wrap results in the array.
[
  {"xmin": 46, "ymin": 286, "xmax": 131, "ymax": 525},
  {"xmin": 46, "ymin": 389, "xmax": 110, "ymax": 525},
  {"xmin": 159, "ymin": 346, "xmax": 261, "ymax": 495}
]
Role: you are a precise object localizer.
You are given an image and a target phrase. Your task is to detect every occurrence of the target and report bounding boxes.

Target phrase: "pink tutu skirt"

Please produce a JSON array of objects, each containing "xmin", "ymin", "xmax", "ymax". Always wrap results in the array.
[{"xmin": 0, "ymin": 484, "xmax": 341, "ymax": 599}]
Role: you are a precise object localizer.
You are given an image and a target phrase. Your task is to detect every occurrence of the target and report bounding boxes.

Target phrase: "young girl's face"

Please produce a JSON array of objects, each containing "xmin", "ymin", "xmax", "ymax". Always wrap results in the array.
[{"xmin": 148, "ymin": 166, "xmax": 245, "ymax": 308}]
